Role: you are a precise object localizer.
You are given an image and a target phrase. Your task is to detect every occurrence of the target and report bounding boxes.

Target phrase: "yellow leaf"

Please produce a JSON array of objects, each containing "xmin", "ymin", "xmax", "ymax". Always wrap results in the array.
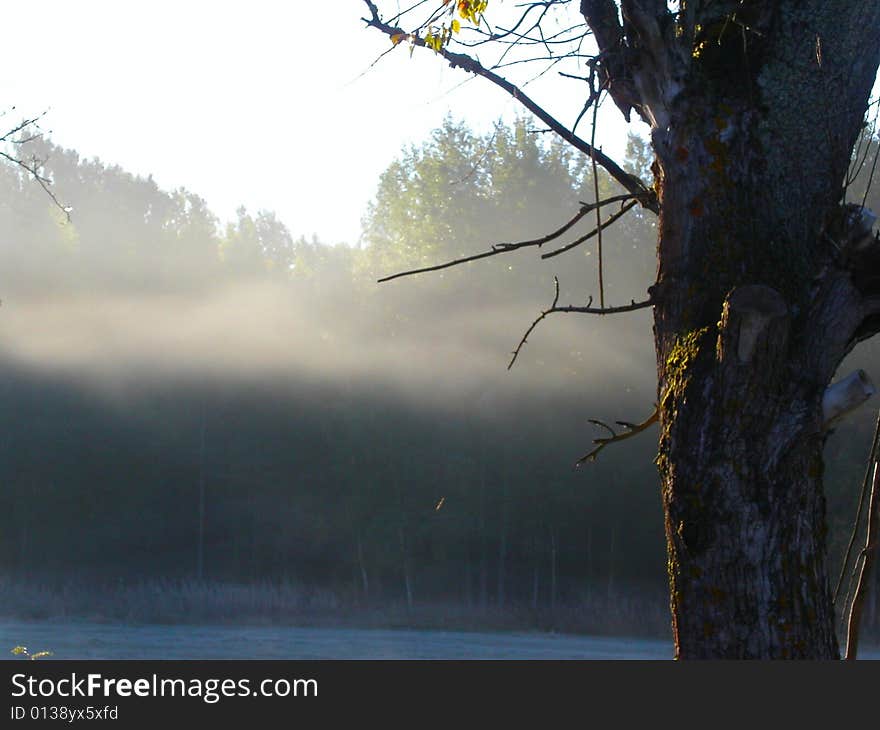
[
  {"xmin": 451, "ymin": 19, "xmax": 461, "ymax": 33},
  {"xmin": 391, "ymin": 33, "xmax": 407, "ymax": 46}
]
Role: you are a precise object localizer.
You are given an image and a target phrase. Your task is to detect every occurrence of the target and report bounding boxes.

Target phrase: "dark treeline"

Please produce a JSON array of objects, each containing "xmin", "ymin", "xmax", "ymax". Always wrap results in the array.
[{"xmin": 0, "ymin": 117, "xmax": 877, "ymax": 635}]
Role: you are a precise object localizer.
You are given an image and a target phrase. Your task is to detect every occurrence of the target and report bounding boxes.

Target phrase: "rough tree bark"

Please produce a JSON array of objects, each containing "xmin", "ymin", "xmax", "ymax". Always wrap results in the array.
[
  {"xmin": 363, "ymin": 0, "xmax": 880, "ymax": 657},
  {"xmin": 581, "ymin": 0, "xmax": 880, "ymax": 657}
]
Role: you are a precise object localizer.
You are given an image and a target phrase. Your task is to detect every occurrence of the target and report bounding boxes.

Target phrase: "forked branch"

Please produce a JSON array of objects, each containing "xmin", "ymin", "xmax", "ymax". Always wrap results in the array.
[
  {"xmin": 542, "ymin": 199, "xmax": 638, "ymax": 260},
  {"xmin": 0, "ymin": 110, "xmax": 70, "ymax": 220},
  {"xmin": 576, "ymin": 407, "xmax": 660, "ymax": 467},
  {"xmin": 0, "ymin": 149, "xmax": 69, "ymax": 220},
  {"xmin": 835, "ymin": 410, "xmax": 880, "ymax": 606},
  {"xmin": 845, "ymin": 459, "xmax": 880, "ymax": 660},
  {"xmin": 378, "ymin": 193, "xmax": 644, "ymax": 283},
  {"xmin": 507, "ymin": 276, "xmax": 654, "ymax": 369}
]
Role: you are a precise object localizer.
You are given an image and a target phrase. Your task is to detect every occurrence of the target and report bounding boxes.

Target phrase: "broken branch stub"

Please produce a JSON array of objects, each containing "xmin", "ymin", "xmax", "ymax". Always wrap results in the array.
[
  {"xmin": 823, "ymin": 370, "xmax": 876, "ymax": 426},
  {"xmin": 717, "ymin": 285, "xmax": 790, "ymax": 365},
  {"xmin": 843, "ymin": 204, "xmax": 877, "ymax": 253}
]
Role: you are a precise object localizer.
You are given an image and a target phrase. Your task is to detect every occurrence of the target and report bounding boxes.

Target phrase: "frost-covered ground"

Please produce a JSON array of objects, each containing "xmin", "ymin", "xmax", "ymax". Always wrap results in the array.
[
  {"xmin": 1, "ymin": 621, "xmax": 673, "ymax": 660},
  {"xmin": 3, "ymin": 621, "xmax": 877, "ymax": 659}
]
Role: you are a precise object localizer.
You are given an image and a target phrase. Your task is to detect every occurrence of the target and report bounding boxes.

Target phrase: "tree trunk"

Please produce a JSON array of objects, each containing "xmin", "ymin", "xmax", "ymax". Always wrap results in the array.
[
  {"xmin": 398, "ymin": 525, "xmax": 413, "ymax": 610},
  {"xmin": 606, "ymin": 521, "xmax": 616, "ymax": 603},
  {"xmin": 642, "ymin": 1, "xmax": 880, "ymax": 658},
  {"xmin": 197, "ymin": 405, "xmax": 207, "ymax": 581},
  {"xmin": 532, "ymin": 560, "xmax": 540, "ymax": 611},
  {"xmin": 550, "ymin": 527, "xmax": 558, "ymax": 613},
  {"xmin": 478, "ymin": 462, "xmax": 489, "ymax": 610},
  {"xmin": 497, "ymin": 477, "xmax": 509, "ymax": 609},
  {"xmin": 356, "ymin": 532, "xmax": 370, "ymax": 601}
]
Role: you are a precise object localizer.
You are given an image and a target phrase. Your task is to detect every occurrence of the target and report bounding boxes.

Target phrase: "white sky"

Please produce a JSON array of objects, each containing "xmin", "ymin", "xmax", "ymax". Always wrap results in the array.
[{"xmin": 0, "ymin": 1, "xmax": 636, "ymax": 244}]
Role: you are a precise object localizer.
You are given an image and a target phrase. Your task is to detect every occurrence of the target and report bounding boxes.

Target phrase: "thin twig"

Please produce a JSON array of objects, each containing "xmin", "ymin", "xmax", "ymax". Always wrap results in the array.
[
  {"xmin": 449, "ymin": 121, "xmax": 502, "ymax": 186},
  {"xmin": 575, "ymin": 408, "xmax": 660, "ymax": 467},
  {"xmin": 0, "ymin": 150, "xmax": 70, "ymax": 221},
  {"xmin": 507, "ymin": 276, "xmax": 653, "ymax": 369},
  {"xmin": 569, "ymin": 62, "xmax": 600, "ymax": 136},
  {"xmin": 0, "ymin": 109, "xmax": 70, "ymax": 221},
  {"xmin": 541, "ymin": 199, "xmax": 638, "ymax": 260},
  {"xmin": 860, "ymin": 131, "xmax": 880, "ymax": 210},
  {"xmin": 845, "ymin": 460, "xmax": 880, "ymax": 659},
  {"xmin": 840, "ymin": 550, "xmax": 864, "ymax": 634},
  {"xmin": 834, "ymin": 410, "xmax": 880, "ymax": 605},
  {"xmin": 591, "ymin": 87, "xmax": 604, "ymax": 308},
  {"xmin": 508, "ymin": 275, "xmax": 561, "ymax": 368},
  {"xmin": 0, "ymin": 112, "xmax": 47, "ymax": 143}
]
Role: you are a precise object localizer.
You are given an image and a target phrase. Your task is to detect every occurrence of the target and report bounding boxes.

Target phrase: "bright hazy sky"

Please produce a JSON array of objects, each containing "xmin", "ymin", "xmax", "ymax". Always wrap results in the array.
[{"xmin": 0, "ymin": 1, "xmax": 635, "ymax": 244}]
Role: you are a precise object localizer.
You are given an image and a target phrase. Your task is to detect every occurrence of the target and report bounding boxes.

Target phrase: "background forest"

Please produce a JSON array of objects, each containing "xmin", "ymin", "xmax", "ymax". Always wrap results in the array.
[{"xmin": 1, "ymin": 117, "xmax": 877, "ymax": 637}]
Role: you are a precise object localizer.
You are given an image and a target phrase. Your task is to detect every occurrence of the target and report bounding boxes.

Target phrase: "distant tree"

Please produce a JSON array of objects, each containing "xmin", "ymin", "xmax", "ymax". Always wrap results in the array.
[
  {"xmin": 0, "ymin": 136, "xmax": 224, "ymax": 292},
  {"xmin": 220, "ymin": 207, "xmax": 297, "ymax": 277},
  {"xmin": 361, "ymin": 115, "xmax": 654, "ymax": 301},
  {"xmin": 361, "ymin": 116, "xmax": 487, "ymax": 273},
  {"xmin": 362, "ymin": 0, "xmax": 880, "ymax": 658}
]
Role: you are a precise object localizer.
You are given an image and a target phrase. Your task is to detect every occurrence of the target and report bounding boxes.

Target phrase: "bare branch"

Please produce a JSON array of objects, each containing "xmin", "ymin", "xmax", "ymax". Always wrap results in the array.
[
  {"xmin": 361, "ymin": 0, "xmax": 658, "ymax": 212},
  {"xmin": 541, "ymin": 199, "xmax": 638, "ymax": 259},
  {"xmin": 845, "ymin": 458, "xmax": 880, "ymax": 659},
  {"xmin": 0, "ymin": 113, "xmax": 47, "ymax": 143},
  {"xmin": 590, "ymin": 87, "xmax": 605, "ymax": 307},
  {"xmin": 378, "ymin": 246, "xmax": 502, "ymax": 283},
  {"xmin": 861, "ymin": 125, "xmax": 880, "ymax": 210},
  {"xmin": 835, "ymin": 410, "xmax": 880, "ymax": 605},
  {"xmin": 507, "ymin": 276, "xmax": 654, "ymax": 368},
  {"xmin": 0, "ymin": 109, "xmax": 71, "ymax": 221},
  {"xmin": 456, "ymin": 3, "xmax": 587, "ymax": 52},
  {"xmin": 575, "ymin": 407, "xmax": 659, "ymax": 466},
  {"xmin": 0, "ymin": 149, "xmax": 70, "ymax": 222},
  {"xmin": 387, "ymin": 0, "xmax": 433, "ymax": 27},
  {"xmin": 378, "ymin": 193, "xmax": 643, "ymax": 283},
  {"xmin": 508, "ymin": 274, "xmax": 561, "ymax": 368},
  {"xmin": 580, "ymin": 0, "xmax": 640, "ymax": 121}
]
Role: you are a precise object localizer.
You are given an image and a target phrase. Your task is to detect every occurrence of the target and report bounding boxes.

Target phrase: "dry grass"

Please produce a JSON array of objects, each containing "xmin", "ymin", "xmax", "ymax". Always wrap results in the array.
[
  {"xmin": 0, "ymin": 576, "xmax": 671, "ymax": 638},
  {"xmin": 6, "ymin": 576, "xmax": 876, "ymax": 647}
]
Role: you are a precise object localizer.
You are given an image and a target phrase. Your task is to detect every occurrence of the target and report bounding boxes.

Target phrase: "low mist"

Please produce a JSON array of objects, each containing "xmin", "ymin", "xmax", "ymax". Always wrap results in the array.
[
  {"xmin": 0, "ymin": 278, "xmax": 656, "ymax": 413},
  {"xmin": 1, "ymin": 120, "xmax": 875, "ymax": 641}
]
